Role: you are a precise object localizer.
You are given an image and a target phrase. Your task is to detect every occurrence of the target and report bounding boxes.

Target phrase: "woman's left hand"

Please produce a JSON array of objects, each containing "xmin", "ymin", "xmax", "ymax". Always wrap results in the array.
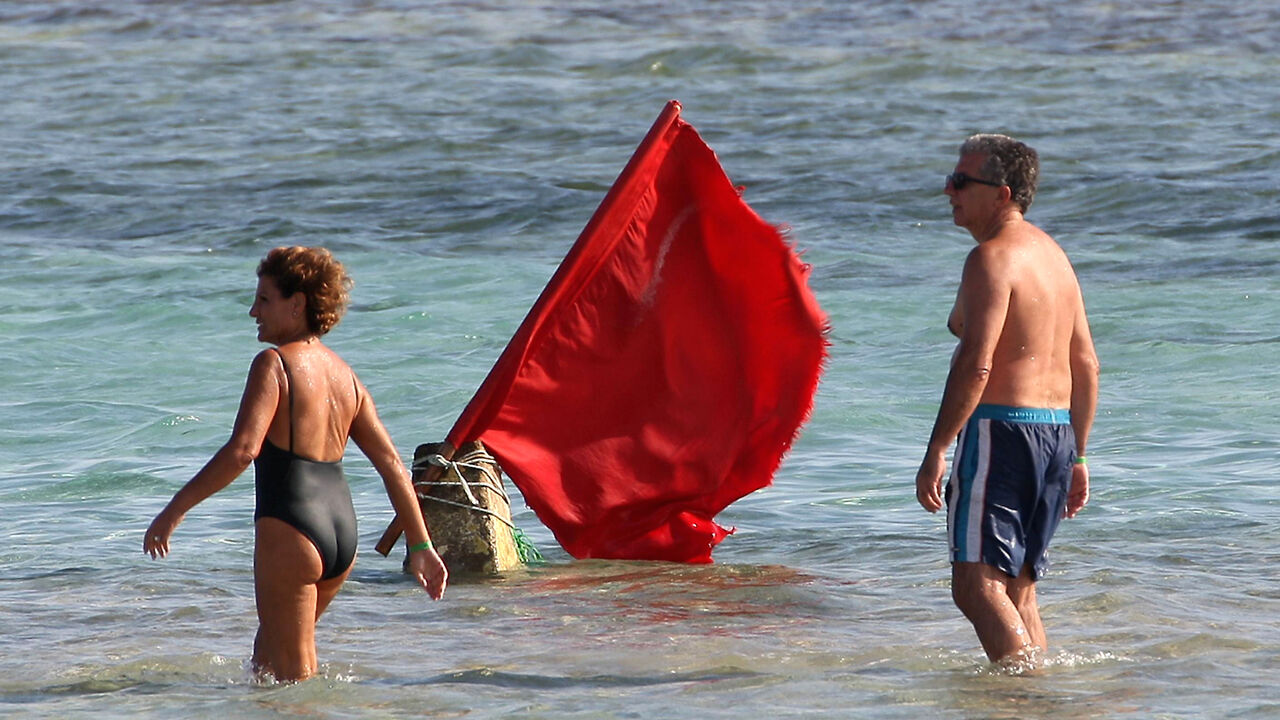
[{"xmin": 408, "ymin": 547, "xmax": 448, "ymax": 600}]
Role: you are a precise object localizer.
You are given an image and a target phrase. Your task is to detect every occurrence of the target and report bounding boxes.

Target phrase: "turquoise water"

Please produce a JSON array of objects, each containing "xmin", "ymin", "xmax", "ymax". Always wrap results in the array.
[{"xmin": 2, "ymin": 1, "xmax": 1278, "ymax": 717}]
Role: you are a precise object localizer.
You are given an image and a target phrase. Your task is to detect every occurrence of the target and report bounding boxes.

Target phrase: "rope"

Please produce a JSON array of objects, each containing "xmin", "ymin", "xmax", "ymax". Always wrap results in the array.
[
  {"xmin": 512, "ymin": 528, "xmax": 544, "ymax": 564},
  {"xmin": 415, "ymin": 493, "xmax": 517, "ymax": 530},
  {"xmin": 412, "ymin": 447, "xmax": 514, "ymax": 528},
  {"xmin": 413, "ymin": 447, "xmax": 510, "ymax": 504}
]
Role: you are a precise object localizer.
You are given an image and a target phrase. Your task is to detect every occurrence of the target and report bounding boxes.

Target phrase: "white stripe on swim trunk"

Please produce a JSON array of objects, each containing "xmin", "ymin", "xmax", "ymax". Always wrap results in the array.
[
  {"xmin": 966, "ymin": 419, "xmax": 991, "ymax": 562},
  {"xmin": 946, "ymin": 427, "xmax": 962, "ymax": 544},
  {"xmin": 948, "ymin": 418, "xmax": 991, "ymax": 564}
]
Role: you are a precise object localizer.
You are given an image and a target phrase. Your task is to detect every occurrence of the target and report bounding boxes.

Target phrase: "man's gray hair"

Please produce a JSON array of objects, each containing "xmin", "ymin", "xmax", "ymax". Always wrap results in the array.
[{"xmin": 959, "ymin": 134, "xmax": 1039, "ymax": 213}]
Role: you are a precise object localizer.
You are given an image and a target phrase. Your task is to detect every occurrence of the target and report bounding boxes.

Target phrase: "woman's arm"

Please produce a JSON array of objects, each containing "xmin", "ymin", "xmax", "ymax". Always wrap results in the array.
[
  {"xmin": 143, "ymin": 350, "xmax": 281, "ymax": 559},
  {"xmin": 348, "ymin": 378, "xmax": 448, "ymax": 599}
]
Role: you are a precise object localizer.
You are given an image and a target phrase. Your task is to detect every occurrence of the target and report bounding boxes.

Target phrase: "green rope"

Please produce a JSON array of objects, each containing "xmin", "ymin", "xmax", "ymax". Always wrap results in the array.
[{"xmin": 511, "ymin": 527, "xmax": 544, "ymax": 564}]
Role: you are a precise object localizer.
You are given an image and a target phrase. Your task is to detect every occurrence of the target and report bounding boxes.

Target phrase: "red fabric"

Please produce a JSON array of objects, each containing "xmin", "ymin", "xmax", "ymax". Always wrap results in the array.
[{"xmin": 448, "ymin": 100, "xmax": 827, "ymax": 562}]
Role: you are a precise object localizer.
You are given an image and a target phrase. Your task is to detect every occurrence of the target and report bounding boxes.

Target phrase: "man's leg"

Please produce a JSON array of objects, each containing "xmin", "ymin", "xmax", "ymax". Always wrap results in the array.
[
  {"xmin": 1006, "ymin": 563, "xmax": 1047, "ymax": 651},
  {"xmin": 951, "ymin": 561, "xmax": 1037, "ymax": 662}
]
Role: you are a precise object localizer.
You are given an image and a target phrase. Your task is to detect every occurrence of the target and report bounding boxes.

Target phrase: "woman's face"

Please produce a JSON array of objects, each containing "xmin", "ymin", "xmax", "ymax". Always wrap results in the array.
[{"xmin": 248, "ymin": 275, "xmax": 302, "ymax": 344}]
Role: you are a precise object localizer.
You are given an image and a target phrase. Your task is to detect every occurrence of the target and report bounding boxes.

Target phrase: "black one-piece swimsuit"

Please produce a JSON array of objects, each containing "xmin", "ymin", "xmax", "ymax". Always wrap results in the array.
[{"xmin": 253, "ymin": 352, "xmax": 358, "ymax": 581}]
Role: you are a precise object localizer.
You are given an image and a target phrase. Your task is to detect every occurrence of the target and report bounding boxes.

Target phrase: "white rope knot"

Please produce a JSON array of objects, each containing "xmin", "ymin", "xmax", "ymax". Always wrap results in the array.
[{"xmin": 423, "ymin": 453, "xmax": 481, "ymax": 505}]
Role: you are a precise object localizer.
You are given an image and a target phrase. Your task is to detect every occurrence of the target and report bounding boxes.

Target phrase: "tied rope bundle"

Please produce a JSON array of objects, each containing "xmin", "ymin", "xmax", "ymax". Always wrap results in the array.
[{"xmin": 412, "ymin": 446, "xmax": 543, "ymax": 564}]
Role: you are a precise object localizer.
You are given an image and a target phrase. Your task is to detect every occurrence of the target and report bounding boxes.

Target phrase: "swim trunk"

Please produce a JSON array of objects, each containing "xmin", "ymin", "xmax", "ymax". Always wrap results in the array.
[{"xmin": 946, "ymin": 404, "xmax": 1076, "ymax": 581}]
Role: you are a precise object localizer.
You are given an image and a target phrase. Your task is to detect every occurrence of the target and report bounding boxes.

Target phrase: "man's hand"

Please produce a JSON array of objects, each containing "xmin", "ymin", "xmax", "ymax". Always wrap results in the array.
[
  {"xmin": 916, "ymin": 451, "xmax": 947, "ymax": 513},
  {"xmin": 1064, "ymin": 462, "xmax": 1090, "ymax": 518}
]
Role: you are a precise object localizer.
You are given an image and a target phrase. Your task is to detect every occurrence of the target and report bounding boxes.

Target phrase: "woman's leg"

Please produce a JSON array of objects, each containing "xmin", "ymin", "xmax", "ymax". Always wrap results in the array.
[
  {"xmin": 314, "ymin": 553, "xmax": 353, "ymax": 620},
  {"xmin": 253, "ymin": 518, "xmax": 349, "ymax": 682}
]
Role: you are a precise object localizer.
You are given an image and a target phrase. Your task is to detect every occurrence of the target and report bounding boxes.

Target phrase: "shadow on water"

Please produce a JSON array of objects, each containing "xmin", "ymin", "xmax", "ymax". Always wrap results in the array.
[
  {"xmin": 403, "ymin": 664, "xmax": 760, "ymax": 690},
  {"xmin": 456, "ymin": 558, "xmax": 844, "ymax": 622}
]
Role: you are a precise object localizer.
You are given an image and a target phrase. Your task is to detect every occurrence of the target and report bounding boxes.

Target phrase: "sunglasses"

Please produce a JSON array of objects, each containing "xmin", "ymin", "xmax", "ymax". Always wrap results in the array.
[{"xmin": 946, "ymin": 172, "xmax": 1004, "ymax": 190}]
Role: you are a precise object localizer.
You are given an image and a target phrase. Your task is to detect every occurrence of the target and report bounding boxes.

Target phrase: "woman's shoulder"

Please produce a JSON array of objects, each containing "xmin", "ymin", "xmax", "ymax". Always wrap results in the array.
[
  {"xmin": 248, "ymin": 347, "xmax": 285, "ymax": 374},
  {"xmin": 274, "ymin": 341, "xmax": 355, "ymax": 381}
]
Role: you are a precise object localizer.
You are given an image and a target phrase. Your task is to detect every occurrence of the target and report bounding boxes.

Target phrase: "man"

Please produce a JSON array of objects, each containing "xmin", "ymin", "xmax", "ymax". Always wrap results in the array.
[{"xmin": 916, "ymin": 134, "xmax": 1099, "ymax": 665}]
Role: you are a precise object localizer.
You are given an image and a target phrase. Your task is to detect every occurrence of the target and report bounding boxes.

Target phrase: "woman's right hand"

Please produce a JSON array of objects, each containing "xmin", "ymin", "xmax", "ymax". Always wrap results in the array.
[
  {"xmin": 144, "ymin": 508, "xmax": 182, "ymax": 559},
  {"xmin": 408, "ymin": 547, "xmax": 448, "ymax": 600}
]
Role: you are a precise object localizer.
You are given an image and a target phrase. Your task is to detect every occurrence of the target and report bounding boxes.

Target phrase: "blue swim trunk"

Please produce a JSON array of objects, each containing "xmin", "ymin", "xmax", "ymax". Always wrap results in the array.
[{"xmin": 946, "ymin": 404, "xmax": 1076, "ymax": 581}]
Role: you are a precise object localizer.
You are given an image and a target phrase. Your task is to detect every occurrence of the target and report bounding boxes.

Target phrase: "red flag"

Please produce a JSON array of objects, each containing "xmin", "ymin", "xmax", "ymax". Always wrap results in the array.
[{"xmin": 447, "ymin": 100, "xmax": 827, "ymax": 563}]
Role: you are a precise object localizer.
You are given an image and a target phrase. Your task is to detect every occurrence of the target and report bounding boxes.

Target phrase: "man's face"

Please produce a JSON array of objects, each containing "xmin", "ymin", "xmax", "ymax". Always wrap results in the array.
[{"xmin": 944, "ymin": 153, "xmax": 1002, "ymax": 231}]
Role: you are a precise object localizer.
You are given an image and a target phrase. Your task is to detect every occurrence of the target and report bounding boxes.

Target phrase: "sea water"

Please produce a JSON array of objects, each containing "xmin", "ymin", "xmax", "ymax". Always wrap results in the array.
[{"xmin": 1, "ymin": 1, "xmax": 1277, "ymax": 717}]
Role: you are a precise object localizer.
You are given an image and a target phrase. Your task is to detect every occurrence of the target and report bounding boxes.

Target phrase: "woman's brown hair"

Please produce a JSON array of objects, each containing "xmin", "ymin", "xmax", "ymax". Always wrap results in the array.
[{"xmin": 257, "ymin": 246, "xmax": 353, "ymax": 336}]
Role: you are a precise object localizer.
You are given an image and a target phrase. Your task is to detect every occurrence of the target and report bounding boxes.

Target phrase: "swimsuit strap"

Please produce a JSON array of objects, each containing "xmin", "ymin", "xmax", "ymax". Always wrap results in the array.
[{"xmin": 272, "ymin": 349, "xmax": 295, "ymax": 452}]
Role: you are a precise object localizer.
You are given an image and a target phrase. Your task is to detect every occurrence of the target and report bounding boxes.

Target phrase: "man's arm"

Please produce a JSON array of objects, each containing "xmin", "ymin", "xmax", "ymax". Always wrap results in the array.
[
  {"xmin": 916, "ymin": 247, "xmax": 1011, "ymax": 512},
  {"xmin": 1065, "ymin": 292, "xmax": 1099, "ymax": 518}
]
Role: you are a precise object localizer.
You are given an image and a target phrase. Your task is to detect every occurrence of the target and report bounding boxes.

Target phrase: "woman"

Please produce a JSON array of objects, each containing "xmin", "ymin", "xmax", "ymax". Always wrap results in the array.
[{"xmin": 144, "ymin": 246, "xmax": 447, "ymax": 682}]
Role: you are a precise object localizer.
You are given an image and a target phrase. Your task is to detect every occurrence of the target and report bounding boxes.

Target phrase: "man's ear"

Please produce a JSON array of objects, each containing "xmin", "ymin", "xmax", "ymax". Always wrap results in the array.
[{"xmin": 1000, "ymin": 184, "xmax": 1014, "ymax": 206}]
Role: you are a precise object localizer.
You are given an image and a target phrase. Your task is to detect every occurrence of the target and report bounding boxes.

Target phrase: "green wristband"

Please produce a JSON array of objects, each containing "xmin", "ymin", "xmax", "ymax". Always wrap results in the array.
[
  {"xmin": 1074, "ymin": 455, "xmax": 1087, "ymax": 465},
  {"xmin": 408, "ymin": 540, "xmax": 433, "ymax": 553}
]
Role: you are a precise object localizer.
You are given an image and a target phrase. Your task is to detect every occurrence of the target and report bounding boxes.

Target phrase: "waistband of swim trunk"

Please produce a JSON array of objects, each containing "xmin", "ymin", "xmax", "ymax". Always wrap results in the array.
[{"xmin": 971, "ymin": 404, "xmax": 1071, "ymax": 425}]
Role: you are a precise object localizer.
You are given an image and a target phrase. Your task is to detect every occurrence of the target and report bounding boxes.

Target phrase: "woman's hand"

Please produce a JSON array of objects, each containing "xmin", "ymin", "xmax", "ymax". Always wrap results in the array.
[
  {"xmin": 144, "ymin": 508, "xmax": 183, "ymax": 559},
  {"xmin": 408, "ymin": 546, "xmax": 449, "ymax": 600}
]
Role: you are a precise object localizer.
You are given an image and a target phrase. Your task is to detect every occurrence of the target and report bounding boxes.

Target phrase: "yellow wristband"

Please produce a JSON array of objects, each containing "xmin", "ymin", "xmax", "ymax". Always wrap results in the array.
[{"xmin": 408, "ymin": 540, "xmax": 433, "ymax": 553}]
